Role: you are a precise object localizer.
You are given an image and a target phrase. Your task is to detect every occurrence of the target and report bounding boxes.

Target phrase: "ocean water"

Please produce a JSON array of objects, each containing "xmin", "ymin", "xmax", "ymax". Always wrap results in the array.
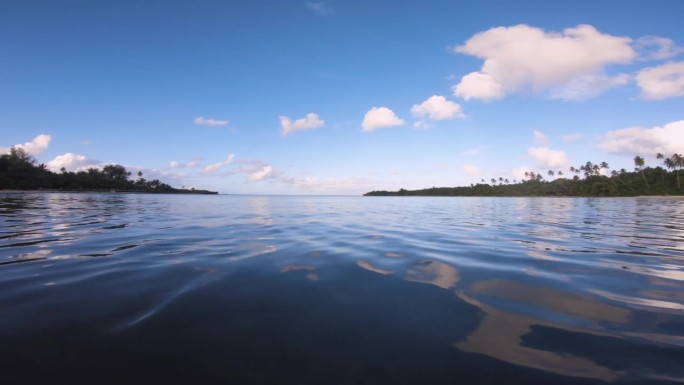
[{"xmin": 1, "ymin": 193, "xmax": 683, "ymax": 384}]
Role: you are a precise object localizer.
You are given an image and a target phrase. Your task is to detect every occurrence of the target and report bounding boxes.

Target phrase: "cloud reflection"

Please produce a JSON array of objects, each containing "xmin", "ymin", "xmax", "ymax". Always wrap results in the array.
[
  {"xmin": 405, "ymin": 259, "xmax": 459, "ymax": 289},
  {"xmin": 356, "ymin": 260, "xmax": 394, "ymax": 275}
]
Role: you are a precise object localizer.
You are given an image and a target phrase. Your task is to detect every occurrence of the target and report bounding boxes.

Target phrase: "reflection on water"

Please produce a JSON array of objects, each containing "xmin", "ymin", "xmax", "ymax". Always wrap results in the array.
[
  {"xmin": 357, "ymin": 259, "xmax": 394, "ymax": 275},
  {"xmin": 1, "ymin": 193, "xmax": 683, "ymax": 384},
  {"xmin": 456, "ymin": 288, "xmax": 620, "ymax": 381},
  {"xmin": 405, "ymin": 259, "xmax": 459, "ymax": 289}
]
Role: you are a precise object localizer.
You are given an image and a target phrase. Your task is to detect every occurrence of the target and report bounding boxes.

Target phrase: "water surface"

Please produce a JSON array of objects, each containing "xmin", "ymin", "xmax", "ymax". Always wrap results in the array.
[{"xmin": 1, "ymin": 193, "xmax": 683, "ymax": 384}]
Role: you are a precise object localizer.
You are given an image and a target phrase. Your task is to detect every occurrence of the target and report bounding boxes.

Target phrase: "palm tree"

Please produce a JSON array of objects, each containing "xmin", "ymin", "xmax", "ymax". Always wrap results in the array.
[
  {"xmin": 676, "ymin": 154, "xmax": 684, "ymax": 189},
  {"xmin": 580, "ymin": 162, "xmax": 595, "ymax": 178},
  {"xmin": 547, "ymin": 170, "xmax": 555, "ymax": 179},
  {"xmin": 610, "ymin": 169, "xmax": 634, "ymax": 192},
  {"xmin": 634, "ymin": 155, "xmax": 649, "ymax": 189},
  {"xmin": 668, "ymin": 153, "xmax": 684, "ymax": 189},
  {"xmin": 136, "ymin": 171, "xmax": 145, "ymax": 190},
  {"xmin": 557, "ymin": 170, "xmax": 564, "ymax": 178}
]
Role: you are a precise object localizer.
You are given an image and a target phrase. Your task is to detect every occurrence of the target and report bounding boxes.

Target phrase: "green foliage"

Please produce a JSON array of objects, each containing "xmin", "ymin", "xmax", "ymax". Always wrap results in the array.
[
  {"xmin": 365, "ymin": 154, "xmax": 684, "ymax": 197},
  {"xmin": 0, "ymin": 148, "xmax": 215, "ymax": 194}
]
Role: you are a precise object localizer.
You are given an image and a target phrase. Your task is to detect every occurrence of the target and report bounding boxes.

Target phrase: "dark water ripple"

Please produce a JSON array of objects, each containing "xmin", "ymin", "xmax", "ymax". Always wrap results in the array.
[{"xmin": 0, "ymin": 193, "xmax": 683, "ymax": 384}]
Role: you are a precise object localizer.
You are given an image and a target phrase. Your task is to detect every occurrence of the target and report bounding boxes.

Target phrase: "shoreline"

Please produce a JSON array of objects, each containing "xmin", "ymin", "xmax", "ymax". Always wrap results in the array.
[{"xmin": 0, "ymin": 189, "xmax": 219, "ymax": 195}]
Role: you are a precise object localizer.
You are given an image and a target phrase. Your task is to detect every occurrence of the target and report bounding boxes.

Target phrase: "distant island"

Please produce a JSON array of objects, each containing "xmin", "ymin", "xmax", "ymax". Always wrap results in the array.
[
  {"xmin": 0, "ymin": 147, "xmax": 217, "ymax": 194},
  {"xmin": 365, "ymin": 154, "xmax": 684, "ymax": 197}
]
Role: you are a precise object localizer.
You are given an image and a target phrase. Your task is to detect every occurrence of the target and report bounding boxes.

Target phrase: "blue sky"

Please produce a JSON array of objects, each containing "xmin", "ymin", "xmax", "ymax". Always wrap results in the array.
[{"xmin": 2, "ymin": 0, "xmax": 683, "ymax": 194}]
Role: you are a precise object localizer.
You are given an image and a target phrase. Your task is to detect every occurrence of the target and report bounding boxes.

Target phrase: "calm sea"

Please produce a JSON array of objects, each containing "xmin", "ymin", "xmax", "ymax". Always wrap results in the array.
[{"xmin": 1, "ymin": 193, "xmax": 683, "ymax": 384}]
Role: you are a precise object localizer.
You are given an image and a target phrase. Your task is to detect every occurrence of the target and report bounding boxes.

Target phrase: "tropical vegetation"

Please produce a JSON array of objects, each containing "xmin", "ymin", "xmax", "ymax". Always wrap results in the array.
[
  {"xmin": 365, "ymin": 154, "xmax": 684, "ymax": 197},
  {"xmin": 0, "ymin": 147, "xmax": 217, "ymax": 194}
]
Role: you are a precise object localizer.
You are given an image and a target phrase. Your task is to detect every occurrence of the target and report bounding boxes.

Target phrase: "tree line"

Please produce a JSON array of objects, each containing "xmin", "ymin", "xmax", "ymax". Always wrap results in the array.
[
  {"xmin": 0, "ymin": 147, "xmax": 216, "ymax": 194},
  {"xmin": 365, "ymin": 154, "xmax": 684, "ymax": 197}
]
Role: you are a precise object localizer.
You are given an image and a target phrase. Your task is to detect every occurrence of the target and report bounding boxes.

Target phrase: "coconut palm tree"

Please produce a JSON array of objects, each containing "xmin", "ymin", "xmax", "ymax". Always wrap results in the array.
[
  {"xmin": 634, "ymin": 155, "xmax": 649, "ymax": 189},
  {"xmin": 610, "ymin": 169, "xmax": 634, "ymax": 192},
  {"xmin": 668, "ymin": 153, "xmax": 684, "ymax": 189}
]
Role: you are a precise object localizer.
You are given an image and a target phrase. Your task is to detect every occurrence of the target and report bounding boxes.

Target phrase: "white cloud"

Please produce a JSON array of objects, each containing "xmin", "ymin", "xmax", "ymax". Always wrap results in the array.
[
  {"xmin": 1, "ymin": 134, "xmax": 52, "ymax": 156},
  {"xmin": 528, "ymin": 147, "xmax": 570, "ymax": 168},
  {"xmin": 46, "ymin": 153, "xmax": 101, "ymax": 172},
  {"xmin": 248, "ymin": 165, "xmax": 274, "ymax": 181},
  {"xmin": 562, "ymin": 133, "xmax": 584, "ymax": 142},
  {"xmin": 462, "ymin": 164, "xmax": 481, "ymax": 176},
  {"xmin": 453, "ymin": 72, "xmax": 504, "ymax": 101},
  {"xmin": 550, "ymin": 73, "xmax": 630, "ymax": 101},
  {"xmin": 203, "ymin": 154, "xmax": 235, "ymax": 173},
  {"xmin": 225, "ymin": 160, "xmax": 282, "ymax": 182},
  {"xmin": 279, "ymin": 112, "xmax": 325, "ymax": 135},
  {"xmin": 453, "ymin": 24, "xmax": 635, "ymax": 100},
  {"xmin": 411, "ymin": 95, "xmax": 464, "ymax": 121},
  {"xmin": 461, "ymin": 146, "xmax": 485, "ymax": 156},
  {"xmin": 600, "ymin": 120, "xmax": 684, "ymax": 156},
  {"xmin": 361, "ymin": 107, "xmax": 405, "ymax": 132},
  {"xmin": 533, "ymin": 130, "xmax": 548, "ymax": 145},
  {"xmin": 194, "ymin": 116, "xmax": 229, "ymax": 126},
  {"xmin": 169, "ymin": 159, "xmax": 201, "ymax": 169},
  {"xmin": 635, "ymin": 62, "xmax": 684, "ymax": 100},
  {"xmin": 305, "ymin": 2, "xmax": 330, "ymax": 16},
  {"xmin": 635, "ymin": 36, "xmax": 684, "ymax": 60}
]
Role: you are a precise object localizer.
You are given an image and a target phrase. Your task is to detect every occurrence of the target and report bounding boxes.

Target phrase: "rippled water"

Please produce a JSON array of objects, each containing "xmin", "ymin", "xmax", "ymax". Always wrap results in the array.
[{"xmin": 1, "ymin": 193, "xmax": 683, "ymax": 384}]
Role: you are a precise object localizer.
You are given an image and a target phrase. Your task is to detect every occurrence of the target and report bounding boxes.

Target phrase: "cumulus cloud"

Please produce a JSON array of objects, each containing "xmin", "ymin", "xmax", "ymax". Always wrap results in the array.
[
  {"xmin": 203, "ymin": 154, "xmax": 235, "ymax": 173},
  {"xmin": 279, "ymin": 112, "xmax": 325, "ymax": 135},
  {"xmin": 528, "ymin": 147, "xmax": 570, "ymax": 168},
  {"xmin": 361, "ymin": 107, "xmax": 405, "ymax": 132},
  {"xmin": 562, "ymin": 133, "xmax": 584, "ymax": 142},
  {"xmin": 453, "ymin": 72, "xmax": 505, "ymax": 101},
  {"xmin": 600, "ymin": 120, "xmax": 684, "ymax": 156},
  {"xmin": 194, "ymin": 116, "xmax": 229, "ymax": 126},
  {"xmin": 46, "ymin": 153, "xmax": 101, "ymax": 172},
  {"xmin": 533, "ymin": 130, "xmax": 548, "ymax": 145},
  {"xmin": 452, "ymin": 24, "xmax": 635, "ymax": 100},
  {"xmin": 1, "ymin": 134, "xmax": 52, "ymax": 156},
  {"xmin": 635, "ymin": 62, "xmax": 684, "ymax": 100},
  {"xmin": 462, "ymin": 164, "xmax": 481, "ymax": 176},
  {"xmin": 635, "ymin": 36, "xmax": 684, "ymax": 60},
  {"xmin": 411, "ymin": 95, "xmax": 464, "ymax": 122}
]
